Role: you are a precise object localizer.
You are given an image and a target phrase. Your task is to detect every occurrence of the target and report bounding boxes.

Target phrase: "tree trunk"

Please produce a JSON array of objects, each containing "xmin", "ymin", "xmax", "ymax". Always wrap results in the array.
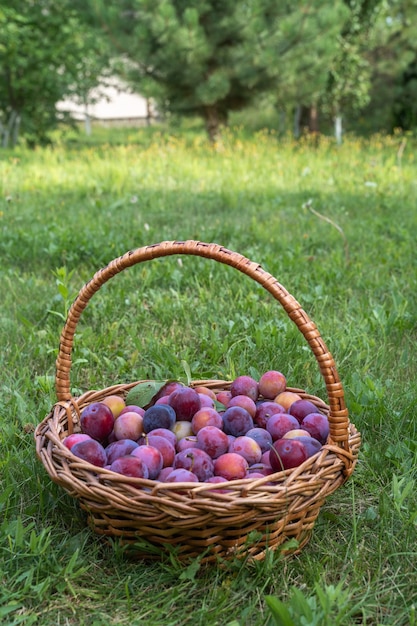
[
  {"xmin": 293, "ymin": 104, "xmax": 301, "ymax": 139},
  {"xmin": 82, "ymin": 97, "xmax": 92, "ymax": 135},
  {"xmin": 1, "ymin": 110, "xmax": 19, "ymax": 148},
  {"xmin": 278, "ymin": 108, "xmax": 286, "ymax": 135},
  {"xmin": 335, "ymin": 114, "xmax": 343, "ymax": 145},
  {"xmin": 203, "ymin": 105, "xmax": 226, "ymax": 144},
  {"xmin": 11, "ymin": 113, "xmax": 21, "ymax": 147},
  {"xmin": 309, "ymin": 105, "xmax": 319, "ymax": 133},
  {"xmin": 297, "ymin": 105, "xmax": 319, "ymax": 135},
  {"xmin": 0, "ymin": 121, "xmax": 8, "ymax": 149},
  {"xmin": 146, "ymin": 98, "xmax": 153, "ymax": 126},
  {"xmin": 84, "ymin": 112, "xmax": 92, "ymax": 136}
]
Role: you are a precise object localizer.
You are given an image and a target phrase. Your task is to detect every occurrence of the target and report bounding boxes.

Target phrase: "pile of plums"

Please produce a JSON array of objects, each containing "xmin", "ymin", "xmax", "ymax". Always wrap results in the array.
[{"xmin": 63, "ymin": 371, "xmax": 330, "ymax": 484}]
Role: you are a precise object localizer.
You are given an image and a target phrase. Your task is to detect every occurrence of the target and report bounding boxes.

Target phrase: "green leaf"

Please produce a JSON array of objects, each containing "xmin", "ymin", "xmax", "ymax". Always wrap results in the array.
[
  {"xmin": 0, "ymin": 603, "xmax": 23, "ymax": 619},
  {"xmin": 290, "ymin": 587, "xmax": 315, "ymax": 622},
  {"xmin": 125, "ymin": 380, "xmax": 167, "ymax": 408},
  {"xmin": 214, "ymin": 399, "xmax": 227, "ymax": 411},
  {"xmin": 265, "ymin": 596, "xmax": 296, "ymax": 626},
  {"xmin": 179, "ymin": 556, "xmax": 202, "ymax": 582},
  {"xmin": 181, "ymin": 360, "xmax": 192, "ymax": 386}
]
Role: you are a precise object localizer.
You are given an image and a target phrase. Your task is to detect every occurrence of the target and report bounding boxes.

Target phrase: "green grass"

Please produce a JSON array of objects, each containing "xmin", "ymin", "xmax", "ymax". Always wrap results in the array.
[{"xmin": 1, "ymin": 123, "xmax": 417, "ymax": 625}]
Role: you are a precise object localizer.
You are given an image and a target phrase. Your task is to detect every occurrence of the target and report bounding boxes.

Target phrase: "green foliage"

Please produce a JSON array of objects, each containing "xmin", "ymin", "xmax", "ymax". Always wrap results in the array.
[
  {"xmin": 0, "ymin": 0, "xmax": 111, "ymax": 147},
  {"xmin": 324, "ymin": 0, "xmax": 383, "ymax": 114},
  {"xmin": 89, "ymin": 0, "xmax": 348, "ymax": 140},
  {"xmin": 0, "ymin": 517, "xmax": 90, "ymax": 623},
  {"xmin": 353, "ymin": 0, "xmax": 417, "ymax": 133},
  {"xmin": 265, "ymin": 581, "xmax": 361, "ymax": 626}
]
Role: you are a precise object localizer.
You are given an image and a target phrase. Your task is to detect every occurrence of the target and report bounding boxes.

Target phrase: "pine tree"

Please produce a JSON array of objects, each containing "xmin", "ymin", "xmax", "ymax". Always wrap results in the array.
[{"xmin": 89, "ymin": 0, "xmax": 348, "ymax": 142}]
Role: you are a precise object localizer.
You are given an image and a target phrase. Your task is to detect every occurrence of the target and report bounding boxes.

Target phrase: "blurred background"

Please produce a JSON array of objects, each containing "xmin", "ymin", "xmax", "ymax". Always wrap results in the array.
[{"xmin": 1, "ymin": 0, "xmax": 417, "ymax": 149}]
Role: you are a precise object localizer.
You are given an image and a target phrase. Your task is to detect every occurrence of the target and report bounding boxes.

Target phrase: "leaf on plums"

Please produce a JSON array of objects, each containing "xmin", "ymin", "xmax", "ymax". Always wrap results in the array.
[
  {"xmin": 214, "ymin": 399, "xmax": 227, "ymax": 412},
  {"xmin": 125, "ymin": 381, "xmax": 167, "ymax": 408}
]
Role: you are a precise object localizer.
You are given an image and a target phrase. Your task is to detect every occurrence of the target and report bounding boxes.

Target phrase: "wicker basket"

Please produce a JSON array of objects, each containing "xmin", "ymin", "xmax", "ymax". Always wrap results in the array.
[{"xmin": 35, "ymin": 240, "xmax": 361, "ymax": 564}]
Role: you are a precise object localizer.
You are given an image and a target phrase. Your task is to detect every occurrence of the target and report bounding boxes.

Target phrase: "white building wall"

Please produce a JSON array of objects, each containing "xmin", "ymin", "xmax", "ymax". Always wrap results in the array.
[{"xmin": 57, "ymin": 78, "xmax": 150, "ymax": 122}]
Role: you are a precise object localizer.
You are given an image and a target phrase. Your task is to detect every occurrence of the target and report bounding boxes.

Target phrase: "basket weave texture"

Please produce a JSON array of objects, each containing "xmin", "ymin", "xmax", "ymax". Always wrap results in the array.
[{"xmin": 35, "ymin": 240, "xmax": 361, "ymax": 563}]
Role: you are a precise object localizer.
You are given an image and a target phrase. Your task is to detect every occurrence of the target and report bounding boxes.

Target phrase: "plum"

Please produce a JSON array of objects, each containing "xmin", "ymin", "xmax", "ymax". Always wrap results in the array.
[
  {"xmin": 213, "ymin": 452, "xmax": 249, "ymax": 481},
  {"xmin": 131, "ymin": 445, "xmax": 163, "ymax": 479},
  {"xmin": 176, "ymin": 435, "xmax": 199, "ymax": 452},
  {"xmin": 216, "ymin": 390, "xmax": 232, "ymax": 407},
  {"xmin": 191, "ymin": 407, "xmax": 223, "ymax": 434},
  {"xmin": 194, "ymin": 386, "xmax": 217, "ymax": 401},
  {"xmin": 107, "ymin": 430, "xmax": 117, "ymax": 444},
  {"xmin": 113, "ymin": 411, "xmax": 143, "ymax": 441},
  {"xmin": 258, "ymin": 370, "xmax": 286, "ymax": 399},
  {"xmin": 80, "ymin": 402, "xmax": 115, "ymax": 442},
  {"xmin": 205, "ymin": 475, "xmax": 230, "ymax": 493},
  {"xmin": 63, "ymin": 433, "xmax": 92, "ymax": 450},
  {"xmin": 245, "ymin": 471, "xmax": 267, "ymax": 480},
  {"xmin": 109, "ymin": 455, "xmax": 149, "ymax": 479},
  {"xmin": 168, "ymin": 387, "xmax": 201, "ymax": 421},
  {"xmin": 301, "ymin": 413, "xmax": 330, "ymax": 444},
  {"xmin": 142, "ymin": 404, "xmax": 176, "ymax": 432},
  {"xmin": 229, "ymin": 436, "xmax": 262, "ymax": 465},
  {"xmin": 247, "ymin": 463, "xmax": 274, "ymax": 477},
  {"xmin": 196, "ymin": 426, "xmax": 229, "ymax": 459},
  {"xmin": 106, "ymin": 438, "xmax": 139, "ymax": 464},
  {"xmin": 145, "ymin": 435, "xmax": 176, "ymax": 467},
  {"xmin": 282, "ymin": 429, "xmax": 311, "ymax": 439},
  {"xmin": 101, "ymin": 395, "xmax": 126, "ymax": 418},
  {"xmin": 254, "ymin": 401, "xmax": 286, "ymax": 429},
  {"xmin": 71, "ymin": 439, "xmax": 107, "ymax": 467},
  {"xmin": 293, "ymin": 435, "xmax": 322, "ymax": 458},
  {"xmin": 222, "ymin": 406, "xmax": 254, "ymax": 437},
  {"xmin": 261, "ymin": 450, "xmax": 271, "ymax": 466},
  {"xmin": 158, "ymin": 466, "xmax": 174, "ymax": 481},
  {"xmin": 274, "ymin": 391, "xmax": 302, "ymax": 410},
  {"xmin": 155, "ymin": 395, "xmax": 171, "ymax": 405},
  {"xmin": 198, "ymin": 393, "xmax": 215, "ymax": 409},
  {"xmin": 266, "ymin": 413, "xmax": 300, "ymax": 441},
  {"xmin": 245, "ymin": 427, "xmax": 273, "ymax": 454},
  {"xmin": 164, "ymin": 468, "xmax": 199, "ymax": 483},
  {"xmin": 172, "ymin": 420, "xmax": 194, "ymax": 441},
  {"xmin": 153, "ymin": 380, "xmax": 184, "ymax": 403},
  {"xmin": 288, "ymin": 399, "xmax": 320, "ymax": 424},
  {"xmin": 269, "ymin": 439, "xmax": 308, "ymax": 471},
  {"xmin": 227, "ymin": 394, "xmax": 257, "ymax": 418},
  {"xmin": 119, "ymin": 404, "xmax": 145, "ymax": 418},
  {"xmin": 230, "ymin": 375, "xmax": 259, "ymax": 402},
  {"xmin": 146, "ymin": 428, "xmax": 177, "ymax": 447},
  {"xmin": 226, "ymin": 434, "xmax": 236, "ymax": 447},
  {"xmin": 173, "ymin": 448, "xmax": 214, "ymax": 482}
]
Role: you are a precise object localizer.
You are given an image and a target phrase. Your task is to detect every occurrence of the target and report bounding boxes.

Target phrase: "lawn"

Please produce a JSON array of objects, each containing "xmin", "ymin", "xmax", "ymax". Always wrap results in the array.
[{"xmin": 0, "ymin": 123, "xmax": 416, "ymax": 625}]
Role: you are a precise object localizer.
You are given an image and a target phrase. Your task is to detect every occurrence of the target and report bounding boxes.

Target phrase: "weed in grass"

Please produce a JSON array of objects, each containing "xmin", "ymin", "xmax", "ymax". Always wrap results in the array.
[{"xmin": 265, "ymin": 580, "xmax": 366, "ymax": 626}]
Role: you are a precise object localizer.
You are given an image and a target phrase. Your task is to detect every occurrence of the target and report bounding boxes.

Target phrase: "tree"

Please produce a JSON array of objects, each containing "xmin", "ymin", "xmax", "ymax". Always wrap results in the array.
[
  {"xmin": 89, "ymin": 0, "xmax": 348, "ymax": 142},
  {"xmin": 0, "ymin": 0, "xmax": 111, "ymax": 147},
  {"xmin": 368, "ymin": 0, "xmax": 417, "ymax": 132},
  {"xmin": 318, "ymin": 0, "xmax": 385, "ymax": 143},
  {"xmin": 321, "ymin": 0, "xmax": 417, "ymax": 138}
]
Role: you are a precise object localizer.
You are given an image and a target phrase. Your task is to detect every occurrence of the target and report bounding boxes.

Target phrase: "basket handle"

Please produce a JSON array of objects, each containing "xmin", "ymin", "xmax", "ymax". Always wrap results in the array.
[{"xmin": 55, "ymin": 240, "xmax": 351, "ymax": 450}]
